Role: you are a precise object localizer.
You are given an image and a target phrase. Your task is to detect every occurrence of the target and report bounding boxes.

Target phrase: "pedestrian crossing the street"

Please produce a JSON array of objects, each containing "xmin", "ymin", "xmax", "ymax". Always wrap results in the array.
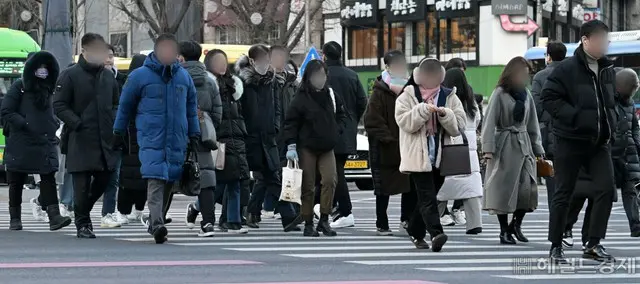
[{"xmin": 1, "ymin": 196, "xmax": 639, "ymax": 281}]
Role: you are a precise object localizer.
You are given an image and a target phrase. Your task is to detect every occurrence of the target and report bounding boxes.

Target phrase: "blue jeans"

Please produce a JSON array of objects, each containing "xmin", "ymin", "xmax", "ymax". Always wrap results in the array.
[
  {"xmin": 195, "ymin": 180, "xmax": 241, "ymax": 223},
  {"xmin": 59, "ymin": 171, "xmax": 74, "ymax": 209},
  {"xmin": 102, "ymin": 154, "xmax": 122, "ymax": 216},
  {"xmin": 263, "ymin": 194, "xmax": 276, "ymax": 212}
]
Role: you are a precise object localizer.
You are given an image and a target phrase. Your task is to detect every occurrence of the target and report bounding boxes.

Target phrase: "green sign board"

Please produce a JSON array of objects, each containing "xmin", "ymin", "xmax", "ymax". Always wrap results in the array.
[{"xmin": 0, "ymin": 59, "xmax": 25, "ymax": 75}]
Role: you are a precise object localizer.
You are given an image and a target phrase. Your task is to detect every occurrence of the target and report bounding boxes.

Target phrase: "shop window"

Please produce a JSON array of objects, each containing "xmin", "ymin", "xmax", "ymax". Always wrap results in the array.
[
  {"xmin": 215, "ymin": 26, "xmax": 241, "ymax": 44},
  {"xmin": 439, "ymin": 17, "xmax": 476, "ymax": 60},
  {"xmin": 349, "ymin": 28, "xmax": 378, "ymax": 59},
  {"xmin": 412, "ymin": 12, "xmax": 437, "ymax": 56},
  {"xmin": 384, "ymin": 21, "xmax": 405, "ymax": 54}
]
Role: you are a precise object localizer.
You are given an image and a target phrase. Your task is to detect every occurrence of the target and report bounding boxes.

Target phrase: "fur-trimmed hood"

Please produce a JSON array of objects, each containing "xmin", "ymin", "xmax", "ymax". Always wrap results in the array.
[
  {"xmin": 207, "ymin": 71, "xmax": 244, "ymax": 101},
  {"xmin": 234, "ymin": 54, "xmax": 275, "ymax": 86},
  {"xmin": 22, "ymin": 51, "xmax": 59, "ymax": 91}
]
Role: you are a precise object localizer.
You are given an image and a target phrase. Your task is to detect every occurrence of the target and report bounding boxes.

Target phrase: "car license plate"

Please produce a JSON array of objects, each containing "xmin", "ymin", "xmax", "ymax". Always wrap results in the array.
[{"xmin": 345, "ymin": 160, "xmax": 368, "ymax": 169}]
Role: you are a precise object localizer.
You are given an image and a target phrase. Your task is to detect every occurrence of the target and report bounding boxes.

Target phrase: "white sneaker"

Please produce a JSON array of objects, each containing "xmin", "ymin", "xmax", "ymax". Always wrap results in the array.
[
  {"xmin": 29, "ymin": 198, "xmax": 48, "ymax": 222},
  {"xmin": 330, "ymin": 214, "xmax": 355, "ymax": 228},
  {"xmin": 440, "ymin": 214, "xmax": 455, "ymax": 226},
  {"xmin": 452, "ymin": 210, "xmax": 466, "ymax": 226},
  {"xmin": 261, "ymin": 210, "xmax": 275, "ymax": 219},
  {"xmin": 113, "ymin": 212, "xmax": 129, "ymax": 225},
  {"xmin": 127, "ymin": 210, "xmax": 143, "ymax": 222},
  {"xmin": 274, "ymin": 213, "xmax": 281, "ymax": 220},
  {"xmin": 313, "ymin": 204, "xmax": 321, "ymax": 219},
  {"xmin": 59, "ymin": 204, "xmax": 70, "ymax": 217},
  {"xmin": 101, "ymin": 214, "xmax": 122, "ymax": 228}
]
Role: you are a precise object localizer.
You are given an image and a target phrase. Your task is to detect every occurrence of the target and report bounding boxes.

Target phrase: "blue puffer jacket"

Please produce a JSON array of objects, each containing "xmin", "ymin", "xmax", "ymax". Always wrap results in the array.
[{"xmin": 113, "ymin": 52, "xmax": 200, "ymax": 181}]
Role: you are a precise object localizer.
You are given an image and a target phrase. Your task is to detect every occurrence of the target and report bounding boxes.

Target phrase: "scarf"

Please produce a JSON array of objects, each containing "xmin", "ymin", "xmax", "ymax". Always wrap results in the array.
[
  {"xmin": 511, "ymin": 88, "xmax": 527, "ymax": 123},
  {"xmin": 381, "ymin": 70, "xmax": 407, "ymax": 95},
  {"xmin": 419, "ymin": 85, "xmax": 440, "ymax": 136}
]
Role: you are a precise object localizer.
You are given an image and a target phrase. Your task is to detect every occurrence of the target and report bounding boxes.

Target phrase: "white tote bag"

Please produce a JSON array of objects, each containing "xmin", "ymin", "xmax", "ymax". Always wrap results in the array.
[{"xmin": 280, "ymin": 160, "xmax": 303, "ymax": 205}]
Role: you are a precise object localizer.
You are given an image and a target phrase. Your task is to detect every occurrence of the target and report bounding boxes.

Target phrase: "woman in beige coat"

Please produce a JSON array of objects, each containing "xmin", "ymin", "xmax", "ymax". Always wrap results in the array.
[
  {"xmin": 395, "ymin": 57, "xmax": 466, "ymax": 252},
  {"xmin": 481, "ymin": 56, "xmax": 544, "ymax": 245}
]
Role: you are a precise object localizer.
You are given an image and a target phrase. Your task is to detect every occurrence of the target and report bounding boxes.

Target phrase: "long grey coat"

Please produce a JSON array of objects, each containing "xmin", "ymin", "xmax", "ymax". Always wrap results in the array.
[{"xmin": 481, "ymin": 87, "xmax": 544, "ymax": 214}]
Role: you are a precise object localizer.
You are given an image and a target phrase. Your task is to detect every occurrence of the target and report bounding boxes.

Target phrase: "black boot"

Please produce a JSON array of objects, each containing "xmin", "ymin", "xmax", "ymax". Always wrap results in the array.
[
  {"xmin": 9, "ymin": 207, "xmax": 22, "ymax": 231},
  {"xmin": 46, "ymin": 205, "xmax": 72, "ymax": 231},
  {"xmin": 509, "ymin": 217, "xmax": 528, "ymax": 242},
  {"xmin": 316, "ymin": 214, "xmax": 337, "ymax": 236},
  {"xmin": 77, "ymin": 226, "xmax": 96, "ymax": 238},
  {"xmin": 303, "ymin": 221, "xmax": 319, "ymax": 237},
  {"xmin": 244, "ymin": 211, "xmax": 260, "ymax": 228},
  {"xmin": 499, "ymin": 231, "xmax": 516, "ymax": 244}
]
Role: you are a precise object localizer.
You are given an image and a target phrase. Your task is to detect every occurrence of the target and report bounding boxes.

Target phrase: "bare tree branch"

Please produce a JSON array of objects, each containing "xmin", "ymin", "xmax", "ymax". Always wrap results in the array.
[
  {"xmin": 112, "ymin": 0, "xmax": 146, "ymax": 23},
  {"xmin": 133, "ymin": 0, "xmax": 161, "ymax": 35},
  {"xmin": 168, "ymin": 0, "xmax": 192, "ymax": 34}
]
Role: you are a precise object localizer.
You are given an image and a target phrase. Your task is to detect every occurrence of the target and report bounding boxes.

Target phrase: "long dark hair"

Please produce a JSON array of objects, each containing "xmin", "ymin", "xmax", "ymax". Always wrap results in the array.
[
  {"xmin": 300, "ymin": 59, "xmax": 328, "ymax": 93},
  {"xmin": 443, "ymin": 68, "xmax": 476, "ymax": 118},
  {"xmin": 497, "ymin": 56, "xmax": 531, "ymax": 94}
]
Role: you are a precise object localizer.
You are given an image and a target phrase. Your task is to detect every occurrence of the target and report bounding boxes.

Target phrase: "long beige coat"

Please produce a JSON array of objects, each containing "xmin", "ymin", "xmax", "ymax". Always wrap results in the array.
[
  {"xmin": 481, "ymin": 87, "xmax": 544, "ymax": 214},
  {"xmin": 395, "ymin": 85, "xmax": 466, "ymax": 173}
]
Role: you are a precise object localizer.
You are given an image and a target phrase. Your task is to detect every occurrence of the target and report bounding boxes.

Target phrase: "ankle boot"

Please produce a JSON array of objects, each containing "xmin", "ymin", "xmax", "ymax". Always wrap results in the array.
[
  {"xmin": 76, "ymin": 226, "xmax": 96, "ymax": 238},
  {"xmin": 46, "ymin": 204, "xmax": 72, "ymax": 231},
  {"xmin": 316, "ymin": 214, "xmax": 337, "ymax": 236},
  {"xmin": 500, "ymin": 231, "xmax": 516, "ymax": 244},
  {"xmin": 303, "ymin": 221, "xmax": 319, "ymax": 237},
  {"xmin": 9, "ymin": 207, "xmax": 22, "ymax": 230},
  {"xmin": 509, "ymin": 217, "xmax": 528, "ymax": 242},
  {"xmin": 283, "ymin": 214, "xmax": 303, "ymax": 232}
]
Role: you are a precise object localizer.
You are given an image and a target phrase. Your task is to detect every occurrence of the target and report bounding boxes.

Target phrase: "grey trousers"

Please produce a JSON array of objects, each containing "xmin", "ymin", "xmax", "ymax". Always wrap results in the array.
[
  {"xmin": 438, "ymin": 196, "xmax": 483, "ymax": 230},
  {"xmin": 147, "ymin": 179, "xmax": 173, "ymax": 232}
]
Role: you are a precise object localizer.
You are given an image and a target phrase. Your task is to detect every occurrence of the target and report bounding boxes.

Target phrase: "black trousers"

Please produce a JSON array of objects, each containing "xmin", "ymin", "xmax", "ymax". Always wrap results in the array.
[
  {"xmin": 334, "ymin": 154, "xmax": 352, "ymax": 217},
  {"xmin": 8, "ymin": 172, "xmax": 58, "ymax": 208},
  {"xmin": 198, "ymin": 186, "xmax": 216, "ymax": 227},
  {"xmin": 400, "ymin": 188, "xmax": 417, "ymax": 222},
  {"xmin": 116, "ymin": 189, "xmax": 147, "ymax": 214},
  {"xmin": 72, "ymin": 171, "xmax": 112, "ymax": 228},
  {"xmin": 548, "ymin": 137, "xmax": 615, "ymax": 245},
  {"xmin": 375, "ymin": 188, "xmax": 417, "ymax": 230},
  {"xmin": 407, "ymin": 171, "xmax": 444, "ymax": 239},
  {"xmin": 545, "ymin": 176, "xmax": 556, "ymax": 215},
  {"xmin": 566, "ymin": 194, "xmax": 592, "ymax": 245}
]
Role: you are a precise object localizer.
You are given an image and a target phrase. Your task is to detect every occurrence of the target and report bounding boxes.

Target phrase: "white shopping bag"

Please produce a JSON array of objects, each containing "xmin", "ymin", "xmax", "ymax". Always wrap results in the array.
[{"xmin": 280, "ymin": 160, "xmax": 303, "ymax": 205}]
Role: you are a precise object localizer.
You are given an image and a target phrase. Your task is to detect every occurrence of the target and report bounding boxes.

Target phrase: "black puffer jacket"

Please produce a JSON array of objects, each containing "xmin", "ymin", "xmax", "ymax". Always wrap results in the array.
[
  {"xmin": 120, "ymin": 54, "xmax": 147, "ymax": 191},
  {"xmin": 611, "ymin": 95, "xmax": 640, "ymax": 186},
  {"xmin": 1, "ymin": 51, "xmax": 60, "ymax": 174},
  {"xmin": 532, "ymin": 61, "xmax": 561, "ymax": 158},
  {"xmin": 276, "ymin": 69, "xmax": 299, "ymax": 161},
  {"xmin": 283, "ymin": 87, "xmax": 347, "ymax": 153},
  {"xmin": 215, "ymin": 73, "xmax": 249, "ymax": 182},
  {"xmin": 235, "ymin": 55, "xmax": 281, "ymax": 172},
  {"xmin": 541, "ymin": 45, "xmax": 616, "ymax": 144}
]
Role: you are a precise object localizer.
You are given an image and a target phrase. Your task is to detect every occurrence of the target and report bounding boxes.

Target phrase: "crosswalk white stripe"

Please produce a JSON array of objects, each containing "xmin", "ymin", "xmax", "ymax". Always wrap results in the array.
[
  {"xmin": 117, "ymin": 235, "xmax": 403, "ymax": 241},
  {"xmin": 283, "ymin": 250, "xmax": 586, "ymax": 258},
  {"xmin": 168, "ymin": 240, "xmax": 415, "ymax": 246},
  {"xmin": 223, "ymin": 244, "xmax": 507, "ymax": 252},
  {"xmin": 349, "ymin": 258, "xmax": 533, "ymax": 265},
  {"xmin": 497, "ymin": 273, "xmax": 640, "ymax": 280}
]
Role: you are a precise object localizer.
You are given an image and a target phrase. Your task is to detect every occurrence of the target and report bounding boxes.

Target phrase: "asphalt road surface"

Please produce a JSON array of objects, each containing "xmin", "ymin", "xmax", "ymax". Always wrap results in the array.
[{"xmin": 0, "ymin": 185, "xmax": 638, "ymax": 284}]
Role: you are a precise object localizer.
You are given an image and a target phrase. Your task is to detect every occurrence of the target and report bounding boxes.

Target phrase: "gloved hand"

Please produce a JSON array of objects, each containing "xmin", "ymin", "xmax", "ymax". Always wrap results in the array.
[
  {"xmin": 111, "ymin": 133, "xmax": 126, "ymax": 151},
  {"xmin": 286, "ymin": 144, "xmax": 298, "ymax": 161},
  {"xmin": 189, "ymin": 137, "xmax": 199, "ymax": 151}
]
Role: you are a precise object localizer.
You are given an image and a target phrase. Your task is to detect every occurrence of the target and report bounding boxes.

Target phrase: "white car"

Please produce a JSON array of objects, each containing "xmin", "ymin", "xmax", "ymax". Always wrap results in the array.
[{"xmin": 345, "ymin": 133, "xmax": 373, "ymax": 190}]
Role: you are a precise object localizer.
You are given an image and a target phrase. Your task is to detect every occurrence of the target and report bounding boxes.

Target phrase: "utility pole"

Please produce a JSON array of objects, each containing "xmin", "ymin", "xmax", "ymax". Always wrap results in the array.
[{"xmin": 304, "ymin": 0, "xmax": 311, "ymax": 47}]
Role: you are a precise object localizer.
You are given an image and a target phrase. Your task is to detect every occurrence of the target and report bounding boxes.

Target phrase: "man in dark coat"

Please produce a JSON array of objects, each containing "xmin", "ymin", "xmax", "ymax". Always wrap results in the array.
[
  {"xmin": 541, "ymin": 20, "xmax": 617, "ymax": 263},
  {"xmin": 1, "ymin": 51, "xmax": 72, "ymax": 231},
  {"xmin": 53, "ymin": 33, "xmax": 121, "ymax": 238},
  {"xmin": 322, "ymin": 41, "xmax": 367, "ymax": 228},
  {"xmin": 236, "ymin": 45, "xmax": 298, "ymax": 229},
  {"xmin": 114, "ymin": 34, "xmax": 200, "ymax": 244},
  {"xmin": 531, "ymin": 41, "xmax": 566, "ymax": 214}
]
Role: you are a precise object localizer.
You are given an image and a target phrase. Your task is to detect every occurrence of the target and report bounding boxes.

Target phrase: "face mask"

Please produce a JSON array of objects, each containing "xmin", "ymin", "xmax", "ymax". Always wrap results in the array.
[
  {"xmin": 35, "ymin": 67, "xmax": 48, "ymax": 79},
  {"xmin": 255, "ymin": 64, "xmax": 269, "ymax": 75},
  {"xmin": 310, "ymin": 78, "xmax": 326, "ymax": 90}
]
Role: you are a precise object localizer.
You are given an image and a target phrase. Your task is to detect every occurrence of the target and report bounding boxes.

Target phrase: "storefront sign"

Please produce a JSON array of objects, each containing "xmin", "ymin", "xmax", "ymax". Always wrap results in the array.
[
  {"xmin": 435, "ymin": 0, "xmax": 471, "ymax": 12},
  {"xmin": 340, "ymin": 0, "xmax": 378, "ymax": 27},
  {"xmin": 583, "ymin": 8, "xmax": 600, "ymax": 22},
  {"xmin": 491, "ymin": 0, "xmax": 527, "ymax": 15},
  {"xmin": 583, "ymin": 0, "xmax": 598, "ymax": 8},
  {"xmin": 387, "ymin": 0, "xmax": 426, "ymax": 22},
  {"xmin": 499, "ymin": 15, "xmax": 539, "ymax": 37},
  {"xmin": 0, "ymin": 59, "xmax": 25, "ymax": 75}
]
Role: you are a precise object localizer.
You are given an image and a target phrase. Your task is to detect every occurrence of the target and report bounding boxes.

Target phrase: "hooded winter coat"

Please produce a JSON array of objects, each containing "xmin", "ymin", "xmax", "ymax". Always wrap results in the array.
[
  {"xmin": 183, "ymin": 60, "xmax": 222, "ymax": 188},
  {"xmin": 113, "ymin": 52, "xmax": 200, "ymax": 182},
  {"xmin": 1, "ymin": 51, "xmax": 61, "ymax": 174},
  {"xmin": 53, "ymin": 54, "xmax": 120, "ymax": 173},
  {"xmin": 611, "ymin": 94, "xmax": 640, "ymax": 186},
  {"xmin": 364, "ymin": 78, "xmax": 410, "ymax": 196},
  {"xmin": 120, "ymin": 54, "xmax": 147, "ymax": 191},
  {"xmin": 235, "ymin": 55, "xmax": 280, "ymax": 172},
  {"xmin": 276, "ymin": 68, "xmax": 299, "ymax": 161}
]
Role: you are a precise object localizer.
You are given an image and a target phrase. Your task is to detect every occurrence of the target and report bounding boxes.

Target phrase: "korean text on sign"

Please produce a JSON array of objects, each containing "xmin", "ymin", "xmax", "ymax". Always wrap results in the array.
[{"xmin": 341, "ymin": 2, "xmax": 374, "ymax": 19}]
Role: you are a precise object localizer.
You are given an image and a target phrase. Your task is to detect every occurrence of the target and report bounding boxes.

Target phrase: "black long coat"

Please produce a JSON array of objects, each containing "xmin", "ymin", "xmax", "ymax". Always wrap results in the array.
[
  {"xmin": 611, "ymin": 96, "xmax": 640, "ymax": 186},
  {"xmin": 215, "ymin": 74, "xmax": 249, "ymax": 182},
  {"xmin": 53, "ymin": 55, "xmax": 120, "ymax": 173},
  {"xmin": 363, "ymin": 78, "xmax": 410, "ymax": 196},
  {"xmin": 236, "ymin": 56, "xmax": 280, "ymax": 172},
  {"xmin": 1, "ymin": 51, "xmax": 60, "ymax": 174}
]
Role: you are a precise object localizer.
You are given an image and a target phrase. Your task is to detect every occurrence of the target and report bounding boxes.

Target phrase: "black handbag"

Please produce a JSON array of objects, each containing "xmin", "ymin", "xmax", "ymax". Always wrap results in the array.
[
  {"xmin": 178, "ymin": 145, "xmax": 201, "ymax": 196},
  {"xmin": 439, "ymin": 129, "xmax": 472, "ymax": 176}
]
